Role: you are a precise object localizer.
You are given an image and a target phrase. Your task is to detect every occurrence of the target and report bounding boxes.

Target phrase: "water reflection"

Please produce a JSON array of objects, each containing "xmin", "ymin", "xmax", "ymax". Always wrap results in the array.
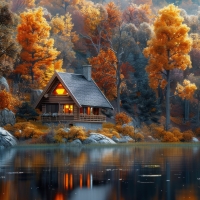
[{"xmin": 0, "ymin": 146, "xmax": 200, "ymax": 200}]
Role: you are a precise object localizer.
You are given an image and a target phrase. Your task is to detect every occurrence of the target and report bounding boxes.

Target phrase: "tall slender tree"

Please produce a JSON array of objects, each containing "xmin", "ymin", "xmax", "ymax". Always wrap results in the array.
[
  {"xmin": 15, "ymin": 7, "xmax": 63, "ymax": 89},
  {"xmin": 143, "ymin": 4, "xmax": 192, "ymax": 130}
]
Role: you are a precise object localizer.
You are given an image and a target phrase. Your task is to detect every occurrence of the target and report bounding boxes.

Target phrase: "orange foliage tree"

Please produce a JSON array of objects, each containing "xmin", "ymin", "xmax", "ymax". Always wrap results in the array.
[
  {"xmin": 143, "ymin": 4, "xmax": 192, "ymax": 130},
  {"xmin": 89, "ymin": 49, "xmax": 118, "ymax": 100},
  {"xmin": 115, "ymin": 112, "xmax": 132, "ymax": 125},
  {"xmin": 122, "ymin": 4, "xmax": 152, "ymax": 28},
  {"xmin": 15, "ymin": 7, "xmax": 64, "ymax": 89},
  {"xmin": 175, "ymin": 79, "xmax": 197, "ymax": 100},
  {"xmin": 0, "ymin": 90, "xmax": 21, "ymax": 112}
]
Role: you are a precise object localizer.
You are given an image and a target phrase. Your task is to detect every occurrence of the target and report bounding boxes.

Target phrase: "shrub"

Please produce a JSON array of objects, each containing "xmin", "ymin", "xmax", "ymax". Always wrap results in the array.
[
  {"xmin": 115, "ymin": 112, "xmax": 132, "ymax": 125},
  {"xmin": 135, "ymin": 133, "xmax": 144, "ymax": 142},
  {"xmin": 98, "ymin": 128, "xmax": 120, "ymax": 139},
  {"xmin": 162, "ymin": 131, "xmax": 179, "ymax": 142},
  {"xmin": 170, "ymin": 127, "xmax": 183, "ymax": 141},
  {"xmin": 153, "ymin": 126, "xmax": 165, "ymax": 140},
  {"xmin": 182, "ymin": 130, "xmax": 193, "ymax": 142},
  {"xmin": 115, "ymin": 125, "xmax": 134, "ymax": 138},
  {"xmin": 102, "ymin": 122, "xmax": 115, "ymax": 129},
  {"xmin": 54, "ymin": 127, "xmax": 88, "ymax": 143},
  {"xmin": 12, "ymin": 122, "xmax": 45, "ymax": 139}
]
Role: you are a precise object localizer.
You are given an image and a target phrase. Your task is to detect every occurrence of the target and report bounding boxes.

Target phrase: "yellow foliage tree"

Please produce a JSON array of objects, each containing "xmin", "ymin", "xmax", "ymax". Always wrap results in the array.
[
  {"xmin": 175, "ymin": 79, "xmax": 197, "ymax": 100},
  {"xmin": 50, "ymin": 13, "xmax": 78, "ymax": 68},
  {"xmin": 143, "ymin": 4, "xmax": 192, "ymax": 130},
  {"xmin": 15, "ymin": 7, "xmax": 64, "ymax": 89}
]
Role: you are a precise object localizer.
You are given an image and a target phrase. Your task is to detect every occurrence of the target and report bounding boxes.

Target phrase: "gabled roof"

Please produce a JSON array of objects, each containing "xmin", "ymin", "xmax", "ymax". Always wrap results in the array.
[{"xmin": 34, "ymin": 72, "xmax": 113, "ymax": 109}]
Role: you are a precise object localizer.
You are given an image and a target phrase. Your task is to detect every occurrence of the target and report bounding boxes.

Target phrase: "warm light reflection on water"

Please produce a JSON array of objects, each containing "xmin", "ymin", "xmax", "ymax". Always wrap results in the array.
[{"xmin": 0, "ymin": 145, "xmax": 200, "ymax": 200}]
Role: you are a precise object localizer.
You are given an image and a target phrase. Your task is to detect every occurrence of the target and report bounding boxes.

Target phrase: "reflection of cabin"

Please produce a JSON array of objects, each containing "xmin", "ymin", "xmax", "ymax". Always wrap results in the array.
[{"xmin": 34, "ymin": 66, "xmax": 113, "ymax": 129}]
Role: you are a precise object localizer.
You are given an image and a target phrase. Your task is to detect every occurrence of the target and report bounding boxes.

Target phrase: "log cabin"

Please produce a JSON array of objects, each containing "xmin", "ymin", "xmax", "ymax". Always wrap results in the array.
[{"xmin": 34, "ymin": 65, "xmax": 113, "ymax": 129}]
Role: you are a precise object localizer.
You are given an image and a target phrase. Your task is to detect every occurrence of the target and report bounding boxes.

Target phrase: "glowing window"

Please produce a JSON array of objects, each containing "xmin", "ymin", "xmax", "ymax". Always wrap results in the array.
[
  {"xmin": 53, "ymin": 83, "xmax": 68, "ymax": 95},
  {"xmin": 64, "ymin": 104, "xmax": 73, "ymax": 114}
]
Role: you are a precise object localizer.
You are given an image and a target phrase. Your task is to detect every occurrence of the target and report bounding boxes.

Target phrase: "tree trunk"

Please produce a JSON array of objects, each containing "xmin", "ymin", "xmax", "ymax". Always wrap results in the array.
[
  {"xmin": 116, "ymin": 63, "xmax": 121, "ymax": 113},
  {"xmin": 197, "ymin": 101, "xmax": 200, "ymax": 125},
  {"xmin": 184, "ymin": 99, "xmax": 190, "ymax": 122},
  {"xmin": 158, "ymin": 85, "xmax": 164, "ymax": 104},
  {"xmin": 165, "ymin": 70, "xmax": 170, "ymax": 130}
]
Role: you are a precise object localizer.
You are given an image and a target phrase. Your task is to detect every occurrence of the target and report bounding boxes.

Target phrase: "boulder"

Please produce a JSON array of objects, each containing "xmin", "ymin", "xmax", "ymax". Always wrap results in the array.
[
  {"xmin": 0, "ymin": 127, "xmax": 17, "ymax": 148},
  {"xmin": 89, "ymin": 133, "xmax": 116, "ymax": 144},
  {"xmin": 83, "ymin": 138, "xmax": 98, "ymax": 145},
  {"xmin": 30, "ymin": 89, "xmax": 43, "ymax": 105},
  {"xmin": 121, "ymin": 135, "xmax": 134, "ymax": 142},
  {"xmin": 70, "ymin": 139, "xmax": 82, "ymax": 146},
  {"xmin": 112, "ymin": 136, "xmax": 128, "ymax": 143},
  {"xmin": 192, "ymin": 137, "xmax": 199, "ymax": 142},
  {"xmin": 0, "ymin": 108, "xmax": 16, "ymax": 126},
  {"xmin": 0, "ymin": 76, "xmax": 9, "ymax": 91}
]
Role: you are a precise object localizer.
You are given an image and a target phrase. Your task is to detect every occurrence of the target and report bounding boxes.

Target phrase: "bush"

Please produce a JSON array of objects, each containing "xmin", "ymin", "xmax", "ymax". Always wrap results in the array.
[
  {"xmin": 170, "ymin": 127, "xmax": 183, "ymax": 141},
  {"xmin": 153, "ymin": 126, "xmax": 165, "ymax": 140},
  {"xmin": 13, "ymin": 122, "xmax": 44, "ymax": 139},
  {"xmin": 54, "ymin": 127, "xmax": 88, "ymax": 143},
  {"xmin": 5, "ymin": 122, "xmax": 48, "ymax": 140},
  {"xmin": 115, "ymin": 112, "xmax": 132, "ymax": 125},
  {"xmin": 102, "ymin": 122, "xmax": 115, "ymax": 129},
  {"xmin": 98, "ymin": 128, "xmax": 120, "ymax": 139},
  {"xmin": 182, "ymin": 130, "xmax": 193, "ymax": 142},
  {"xmin": 115, "ymin": 125, "xmax": 134, "ymax": 138},
  {"xmin": 162, "ymin": 131, "xmax": 179, "ymax": 142},
  {"xmin": 135, "ymin": 133, "xmax": 144, "ymax": 142}
]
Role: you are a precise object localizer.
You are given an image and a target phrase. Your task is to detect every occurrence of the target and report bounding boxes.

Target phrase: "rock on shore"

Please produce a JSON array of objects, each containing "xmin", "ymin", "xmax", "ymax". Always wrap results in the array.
[{"xmin": 0, "ymin": 127, "xmax": 17, "ymax": 148}]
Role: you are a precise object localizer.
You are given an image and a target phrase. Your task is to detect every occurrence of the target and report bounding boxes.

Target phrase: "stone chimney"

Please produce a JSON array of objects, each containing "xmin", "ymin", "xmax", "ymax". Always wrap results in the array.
[{"xmin": 82, "ymin": 65, "xmax": 92, "ymax": 81}]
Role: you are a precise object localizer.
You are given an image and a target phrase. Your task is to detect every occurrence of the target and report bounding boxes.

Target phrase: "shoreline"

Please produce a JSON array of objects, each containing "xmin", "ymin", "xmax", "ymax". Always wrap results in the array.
[{"xmin": 10, "ymin": 142, "xmax": 200, "ymax": 149}]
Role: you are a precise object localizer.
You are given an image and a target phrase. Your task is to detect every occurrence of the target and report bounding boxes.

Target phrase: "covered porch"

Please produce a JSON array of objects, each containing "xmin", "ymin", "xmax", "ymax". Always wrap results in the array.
[{"xmin": 41, "ymin": 113, "xmax": 106, "ymax": 122}]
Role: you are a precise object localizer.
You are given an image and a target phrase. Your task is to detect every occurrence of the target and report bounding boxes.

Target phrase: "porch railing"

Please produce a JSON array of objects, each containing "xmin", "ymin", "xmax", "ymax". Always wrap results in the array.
[
  {"xmin": 41, "ymin": 113, "xmax": 106, "ymax": 122},
  {"xmin": 79, "ymin": 114, "xmax": 106, "ymax": 122}
]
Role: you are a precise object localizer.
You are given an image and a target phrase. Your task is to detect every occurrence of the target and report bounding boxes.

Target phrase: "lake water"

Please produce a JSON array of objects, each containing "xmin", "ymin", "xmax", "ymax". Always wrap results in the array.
[{"xmin": 0, "ymin": 145, "xmax": 200, "ymax": 200}]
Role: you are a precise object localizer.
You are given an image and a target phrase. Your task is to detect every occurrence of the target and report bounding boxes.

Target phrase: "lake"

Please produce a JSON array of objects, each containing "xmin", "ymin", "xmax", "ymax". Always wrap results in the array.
[{"xmin": 0, "ymin": 144, "xmax": 200, "ymax": 200}]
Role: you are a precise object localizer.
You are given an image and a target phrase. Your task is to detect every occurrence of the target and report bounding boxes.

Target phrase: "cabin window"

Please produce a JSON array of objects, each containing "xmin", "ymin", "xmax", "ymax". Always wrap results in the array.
[
  {"xmin": 53, "ymin": 83, "xmax": 68, "ymax": 95},
  {"xmin": 63, "ymin": 104, "xmax": 73, "ymax": 114}
]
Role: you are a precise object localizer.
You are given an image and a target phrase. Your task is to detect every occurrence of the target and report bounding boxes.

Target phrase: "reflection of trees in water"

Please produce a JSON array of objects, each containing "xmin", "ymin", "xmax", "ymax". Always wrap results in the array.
[{"xmin": 1, "ymin": 147, "xmax": 200, "ymax": 199}]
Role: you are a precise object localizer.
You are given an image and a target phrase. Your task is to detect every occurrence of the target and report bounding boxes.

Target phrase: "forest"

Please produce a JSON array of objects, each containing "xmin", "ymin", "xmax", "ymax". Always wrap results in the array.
[{"xmin": 1, "ymin": 0, "xmax": 200, "ymax": 143}]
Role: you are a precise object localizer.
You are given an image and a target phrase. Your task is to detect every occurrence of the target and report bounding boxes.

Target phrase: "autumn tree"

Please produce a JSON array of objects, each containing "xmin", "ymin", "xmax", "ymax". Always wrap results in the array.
[
  {"xmin": 50, "ymin": 13, "xmax": 78, "ymax": 69},
  {"xmin": 143, "ymin": 4, "xmax": 192, "ymax": 130},
  {"xmin": 10, "ymin": 0, "xmax": 35, "ymax": 13},
  {"xmin": 80, "ymin": 1, "xmax": 121, "ymax": 54},
  {"xmin": 134, "ymin": 0, "xmax": 152, "ymax": 5},
  {"xmin": 0, "ymin": 90, "xmax": 21, "ymax": 112},
  {"xmin": 15, "ymin": 7, "xmax": 63, "ymax": 89},
  {"xmin": 88, "ymin": 49, "xmax": 118, "ymax": 100},
  {"xmin": 122, "ymin": 4, "xmax": 152, "ymax": 28},
  {"xmin": 38, "ymin": 0, "xmax": 79, "ymax": 14},
  {"xmin": 0, "ymin": 1, "xmax": 20, "ymax": 77}
]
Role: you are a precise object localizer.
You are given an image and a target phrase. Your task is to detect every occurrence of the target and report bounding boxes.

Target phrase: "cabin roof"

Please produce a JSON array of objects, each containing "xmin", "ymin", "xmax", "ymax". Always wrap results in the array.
[
  {"xmin": 34, "ymin": 72, "xmax": 113, "ymax": 109},
  {"xmin": 57, "ymin": 72, "xmax": 113, "ymax": 109}
]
